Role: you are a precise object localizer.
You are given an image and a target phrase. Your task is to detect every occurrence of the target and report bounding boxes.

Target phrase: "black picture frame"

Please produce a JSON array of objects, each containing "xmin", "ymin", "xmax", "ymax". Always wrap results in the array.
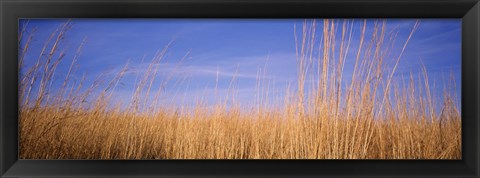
[{"xmin": 1, "ymin": 0, "xmax": 479, "ymax": 177}]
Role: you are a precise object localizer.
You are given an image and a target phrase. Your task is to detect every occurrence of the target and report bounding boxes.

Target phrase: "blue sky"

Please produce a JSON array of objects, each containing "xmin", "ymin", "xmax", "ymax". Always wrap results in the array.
[{"xmin": 19, "ymin": 19, "xmax": 461, "ymax": 111}]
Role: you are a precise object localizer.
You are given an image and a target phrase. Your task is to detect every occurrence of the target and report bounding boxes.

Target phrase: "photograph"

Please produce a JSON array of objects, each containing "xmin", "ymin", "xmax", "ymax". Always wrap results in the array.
[{"xmin": 18, "ymin": 18, "xmax": 461, "ymax": 160}]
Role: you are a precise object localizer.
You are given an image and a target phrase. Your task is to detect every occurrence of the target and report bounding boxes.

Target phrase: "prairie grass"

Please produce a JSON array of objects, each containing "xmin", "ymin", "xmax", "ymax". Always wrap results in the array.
[{"xmin": 19, "ymin": 19, "xmax": 461, "ymax": 159}]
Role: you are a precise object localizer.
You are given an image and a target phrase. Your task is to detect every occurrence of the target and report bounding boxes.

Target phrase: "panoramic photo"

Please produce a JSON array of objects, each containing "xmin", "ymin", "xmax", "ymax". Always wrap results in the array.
[{"xmin": 19, "ymin": 19, "xmax": 461, "ymax": 159}]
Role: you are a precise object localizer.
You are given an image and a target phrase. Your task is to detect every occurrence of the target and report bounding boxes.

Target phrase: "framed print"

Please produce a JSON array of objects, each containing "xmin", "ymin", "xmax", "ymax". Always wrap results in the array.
[{"xmin": 1, "ymin": 0, "xmax": 480, "ymax": 177}]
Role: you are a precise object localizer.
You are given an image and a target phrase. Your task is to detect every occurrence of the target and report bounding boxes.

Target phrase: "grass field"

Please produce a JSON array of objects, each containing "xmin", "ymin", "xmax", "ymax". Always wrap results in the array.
[{"xmin": 19, "ymin": 19, "xmax": 461, "ymax": 159}]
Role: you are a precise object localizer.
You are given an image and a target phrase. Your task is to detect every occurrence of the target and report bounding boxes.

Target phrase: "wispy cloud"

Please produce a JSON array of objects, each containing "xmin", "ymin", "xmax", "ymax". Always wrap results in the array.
[
  {"xmin": 114, "ymin": 52, "xmax": 298, "ymax": 80},
  {"xmin": 120, "ymin": 63, "xmax": 275, "ymax": 80}
]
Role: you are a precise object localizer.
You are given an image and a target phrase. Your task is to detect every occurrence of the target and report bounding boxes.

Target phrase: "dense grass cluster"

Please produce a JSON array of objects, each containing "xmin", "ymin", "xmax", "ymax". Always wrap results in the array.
[{"xmin": 19, "ymin": 19, "xmax": 461, "ymax": 159}]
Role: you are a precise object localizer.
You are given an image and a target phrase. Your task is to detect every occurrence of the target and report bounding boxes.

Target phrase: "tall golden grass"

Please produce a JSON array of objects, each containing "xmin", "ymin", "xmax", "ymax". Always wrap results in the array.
[{"xmin": 19, "ymin": 19, "xmax": 461, "ymax": 159}]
